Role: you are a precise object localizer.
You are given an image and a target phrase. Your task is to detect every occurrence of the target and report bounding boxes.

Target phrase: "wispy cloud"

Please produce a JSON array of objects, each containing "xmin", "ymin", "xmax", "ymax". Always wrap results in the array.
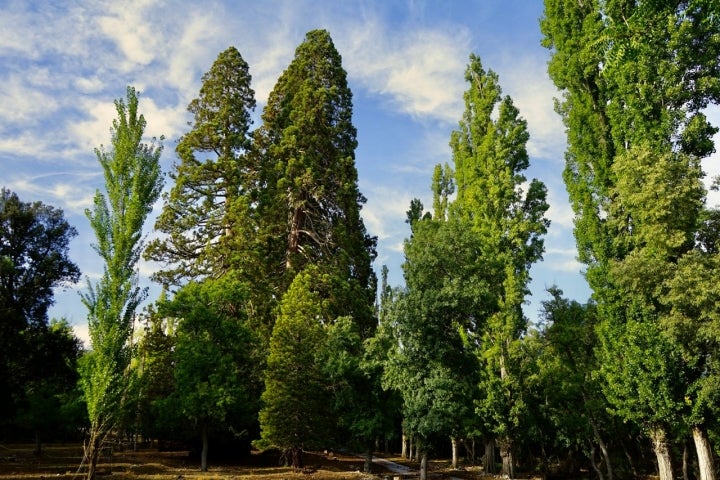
[{"xmin": 340, "ymin": 17, "xmax": 468, "ymax": 124}]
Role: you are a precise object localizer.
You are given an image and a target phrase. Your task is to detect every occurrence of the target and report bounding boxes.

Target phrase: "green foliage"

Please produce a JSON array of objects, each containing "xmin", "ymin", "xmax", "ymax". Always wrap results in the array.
[
  {"xmin": 253, "ymin": 29, "xmax": 377, "ymax": 335},
  {"xmin": 80, "ymin": 86, "xmax": 163, "ymax": 478},
  {"xmin": 449, "ymin": 55, "xmax": 548, "ymax": 474},
  {"xmin": 542, "ymin": 2, "xmax": 720, "ymax": 472},
  {"xmin": 0, "ymin": 189, "xmax": 80, "ymax": 430},
  {"xmin": 386, "ymin": 218, "xmax": 488, "ymax": 442},
  {"xmin": 257, "ymin": 266, "xmax": 334, "ymax": 452},
  {"xmin": 146, "ymin": 46, "xmax": 256, "ymax": 287},
  {"xmin": 159, "ymin": 276, "xmax": 261, "ymax": 439}
]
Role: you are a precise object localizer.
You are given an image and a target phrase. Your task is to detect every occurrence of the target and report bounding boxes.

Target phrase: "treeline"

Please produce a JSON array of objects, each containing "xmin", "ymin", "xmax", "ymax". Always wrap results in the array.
[{"xmin": 2, "ymin": 2, "xmax": 720, "ymax": 480}]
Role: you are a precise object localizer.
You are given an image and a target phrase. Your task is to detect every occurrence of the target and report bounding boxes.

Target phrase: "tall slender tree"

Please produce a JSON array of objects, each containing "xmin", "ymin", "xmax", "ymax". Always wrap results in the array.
[
  {"xmin": 450, "ymin": 54, "xmax": 549, "ymax": 478},
  {"xmin": 80, "ymin": 86, "xmax": 163, "ymax": 480},
  {"xmin": 542, "ymin": 2, "xmax": 720, "ymax": 478}
]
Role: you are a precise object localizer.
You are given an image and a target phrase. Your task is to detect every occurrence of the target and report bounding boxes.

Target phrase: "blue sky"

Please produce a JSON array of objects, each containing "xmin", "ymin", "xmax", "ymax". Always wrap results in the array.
[{"xmin": 3, "ymin": 0, "xmax": 718, "ymax": 344}]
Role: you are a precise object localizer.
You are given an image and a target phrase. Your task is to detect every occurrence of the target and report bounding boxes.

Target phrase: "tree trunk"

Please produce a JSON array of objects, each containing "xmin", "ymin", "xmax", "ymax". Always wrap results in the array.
[
  {"xmin": 650, "ymin": 427, "xmax": 674, "ymax": 480},
  {"xmin": 85, "ymin": 431, "xmax": 101, "ymax": 480},
  {"xmin": 591, "ymin": 420, "xmax": 613, "ymax": 480},
  {"xmin": 289, "ymin": 446, "xmax": 303, "ymax": 471},
  {"xmin": 683, "ymin": 440, "xmax": 690, "ymax": 480},
  {"xmin": 34, "ymin": 431, "xmax": 42, "ymax": 456},
  {"xmin": 693, "ymin": 426, "xmax": 716, "ymax": 480},
  {"xmin": 409, "ymin": 437, "xmax": 414, "ymax": 461},
  {"xmin": 499, "ymin": 438, "xmax": 515, "ymax": 479},
  {"xmin": 401, "ymin": 432, "xmax": 408, "ymax": 459},
  {"xmin": 364, "ymin": 449, "xmax": 373, "ymax": 474},
  {"xmin": 590, "ymin": 444, "xmax": 605, "ymax": 480},
  {"xmin": 419, "ymin": 449, "xmax": 428, "ymax": 480},
  {"xmin": 451, "ymin": 437, "xmax": 459, "ymax": 469},
  {"xmin": 484, "ymin": 438, "xmax": 496, "ymax": 474},
  {"xmin": 200, "ymin": 422, "xmax": 209, "ymax": 472}
]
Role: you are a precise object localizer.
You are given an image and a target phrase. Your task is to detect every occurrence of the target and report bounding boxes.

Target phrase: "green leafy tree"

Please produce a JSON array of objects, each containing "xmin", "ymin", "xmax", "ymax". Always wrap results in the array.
[
  {"xmin": 0, "ymin": 189, "xmax": 80, "ymax": 431},
  {"xmin": 146, "ymin": 46, "xmax": 256, "ymax": 287},
  {"xmin": 450, "ymin": 54, "xmax": 549, "ymax": 478},
  {"xmin": 257, "ymin": 266, "xmax": 335, "ymax": 470},
  {"xmin": 386, "ymin": 211, "xmax": 489, "ymax": 480},
  {"xmin": 159, "ymin": 276, "xmax": 260, "ymax": 472},
  {"xmin": 542, "ymin": 2, "xmax": 720, "ymax": 478},
  {"xmin": 253, "ymin": 29, "xmax": 377, "ymax": 336},
  {"xmin": 135, "ymin": 300, "xmax": 179, "ymax": 444},
  {"xmin": 16, "ymin": 319, "xmax": 84, "ymax": 452},
  {"xmin": 80, "ymin": 86, "xmax": 163, "ymax": 480},
  {"xmin": 538, "ymin": 289, "xmax": 624, "ymax": 480}
]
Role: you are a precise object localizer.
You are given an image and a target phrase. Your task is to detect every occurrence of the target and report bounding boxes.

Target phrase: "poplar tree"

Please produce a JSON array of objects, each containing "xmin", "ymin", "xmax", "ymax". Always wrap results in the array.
[
  {"xmin": 80, "ymin": 87, "xmax": 163, "ymax": 480},
  {"xmin": 542, "ymin": 2, "xmax": 720, "ymax": 478},
  {"xmin": 450, "ymin": 55, "xmax": 549, "ymax": 478}
]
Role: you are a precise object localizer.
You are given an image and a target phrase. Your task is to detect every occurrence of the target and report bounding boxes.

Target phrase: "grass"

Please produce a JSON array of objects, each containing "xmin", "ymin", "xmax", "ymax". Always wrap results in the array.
[{"xmin": 0, "ymin": 443, "xmax": 401, "ymax": 480}]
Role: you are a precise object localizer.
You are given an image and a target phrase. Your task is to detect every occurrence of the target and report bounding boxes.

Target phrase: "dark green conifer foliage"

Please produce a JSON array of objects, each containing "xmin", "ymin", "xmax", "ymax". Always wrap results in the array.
[
  {"xmin": 146, "ymin": 46, "xmax": 256, "ymax": 287},
  {"xmin": 253, "ymin": 29, "xmax": 377, "ymax": 335}
]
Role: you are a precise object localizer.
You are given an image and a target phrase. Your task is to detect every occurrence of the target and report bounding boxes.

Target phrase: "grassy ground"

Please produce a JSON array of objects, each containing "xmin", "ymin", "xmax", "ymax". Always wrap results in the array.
[{"xmin": 0, "ymin": 443, "xmax": 403, "ymax": 480}]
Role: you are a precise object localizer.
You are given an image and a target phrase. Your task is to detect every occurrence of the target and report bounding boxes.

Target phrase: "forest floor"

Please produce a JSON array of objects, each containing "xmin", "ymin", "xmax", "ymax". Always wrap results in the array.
[{"xmin": 0, "ymin": 443, "xmax": 536, "ymax": 480}]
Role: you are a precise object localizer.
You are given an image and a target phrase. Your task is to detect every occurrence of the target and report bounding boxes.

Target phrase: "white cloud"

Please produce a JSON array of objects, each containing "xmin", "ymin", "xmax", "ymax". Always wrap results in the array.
[
  {"xmin": 495, "ymin": 55, "xmax": 566, "ymax": 161},
  {"xmin": 543, "ymin": 247, "xmax": 583, "ymax": 273},
  {"xmin": 544, "ymin": 182, "xmax": 574, "ymax": 231},
  {"xmin": 340, "ymin": 18, "xmax": 469, "ymax": 123},
  {"xmin": 97, "ymin": 0, "xmax": 163, "ymax": 71},
  {"xmin": 0, "ymin": 75, "xmax": 60, "ymax": 126}
]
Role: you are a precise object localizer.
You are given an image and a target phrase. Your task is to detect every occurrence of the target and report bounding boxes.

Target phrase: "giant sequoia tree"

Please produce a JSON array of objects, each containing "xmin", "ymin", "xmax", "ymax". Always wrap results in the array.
[
  {"xmin": 542, "ymin": 1, "xmax": 720, "ymax": 479},
  {"xmin": 253, "ymin": 29, "xmax": 377, "ymax": 335},
  {"xmin": 146, "ymin": 46, "xmax": 256, "ymax": 287},
  {"xmin": 80, "ymin": 87, "xmax": 163, "ymax": 480}
]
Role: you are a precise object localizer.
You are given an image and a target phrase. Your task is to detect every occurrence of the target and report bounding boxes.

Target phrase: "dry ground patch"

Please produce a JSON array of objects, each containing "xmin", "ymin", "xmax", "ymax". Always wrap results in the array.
[{"xmin": 0, "ymin": 444, "xmax": 409, "ymax": 480}]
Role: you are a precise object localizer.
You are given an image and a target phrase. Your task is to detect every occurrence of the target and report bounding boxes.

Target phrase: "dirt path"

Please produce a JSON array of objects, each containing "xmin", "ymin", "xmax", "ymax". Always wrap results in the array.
[{"xmin": 370, "ymin": 456, "xmax": 413, "ymax": 474}]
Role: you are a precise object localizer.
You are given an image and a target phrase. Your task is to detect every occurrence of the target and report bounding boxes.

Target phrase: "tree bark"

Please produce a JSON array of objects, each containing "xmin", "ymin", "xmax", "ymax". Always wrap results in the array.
[
  {"xmin": 85, "ymin": 431, "xmax": 101, "ymax": 480},
  {"xmin": 364, "ymin": 449, "xmax": 373, "ymax": 474},
  {"xmin": 451, "ymin": 437, "xmax": 459, "ymax": 469},
  {"xmin": 591, "ymin": 420, "xmax": 613, "ymax": 480},
  {"xmin": 693, "ymin": 425, "xmax": 716, "ymax": 480},
  {"xmin": 499, "ymin": 438, "xmax": 515, "ymax": 479},
  {"xmin": 484, "ymin": 438, "xmax": 496, "ymax": 474},
  {"xmin": 401, "ymin": 432, "xmax": 408, "ymax": 459},
  {"xmin": 200, "ymin": 422, "xmax": 209, "ymax": 472},
  {"xmin": 408, "ymin": 436, "xmax": 414, "ymax": 461},
  {"xmin": 650, "ymin": 427, "xmax": 674, "ymax": 480},
  {"xmin": 590, "ymin": 444, "xmax": 605, "ymax": 480},
  {"xmin": 419, "ymin": 449, "xmax": 428, "ymax": 480}
]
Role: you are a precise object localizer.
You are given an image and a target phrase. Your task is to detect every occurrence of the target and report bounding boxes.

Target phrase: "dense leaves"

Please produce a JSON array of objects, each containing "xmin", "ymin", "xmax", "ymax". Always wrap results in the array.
[{"xmin": 80, "ymin": 86, "xmax": 163, "ymax": 480}]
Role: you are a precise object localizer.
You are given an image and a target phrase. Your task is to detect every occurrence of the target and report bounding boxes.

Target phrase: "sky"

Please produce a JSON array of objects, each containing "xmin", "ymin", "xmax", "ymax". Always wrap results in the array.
[{"xmin": 2, "ymin": 0, "xmax": 719, "ymax": 345}]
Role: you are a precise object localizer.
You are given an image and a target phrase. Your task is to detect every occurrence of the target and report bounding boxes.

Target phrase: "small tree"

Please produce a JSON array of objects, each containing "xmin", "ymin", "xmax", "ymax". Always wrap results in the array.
[
  {"xmin": 80, "ymin": 86, "xmax": 163, "ymax": 480},
  {"xmin": 159, "ymin": 276, "xmax": 260, "ymax": 471},
  {"xmin": 257, "ymin": 266, "xmax": 335, "ymax": 470}
]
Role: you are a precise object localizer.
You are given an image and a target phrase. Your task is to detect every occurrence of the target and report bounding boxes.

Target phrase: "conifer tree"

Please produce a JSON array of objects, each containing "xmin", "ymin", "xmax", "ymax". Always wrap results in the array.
[
  {"xmin": 146, "ymin": 46, "xmax": 256, "ymax": 287},
  {"xmin": 253, "ymin": 29, "xmax": 377, "ymax": 335}
]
